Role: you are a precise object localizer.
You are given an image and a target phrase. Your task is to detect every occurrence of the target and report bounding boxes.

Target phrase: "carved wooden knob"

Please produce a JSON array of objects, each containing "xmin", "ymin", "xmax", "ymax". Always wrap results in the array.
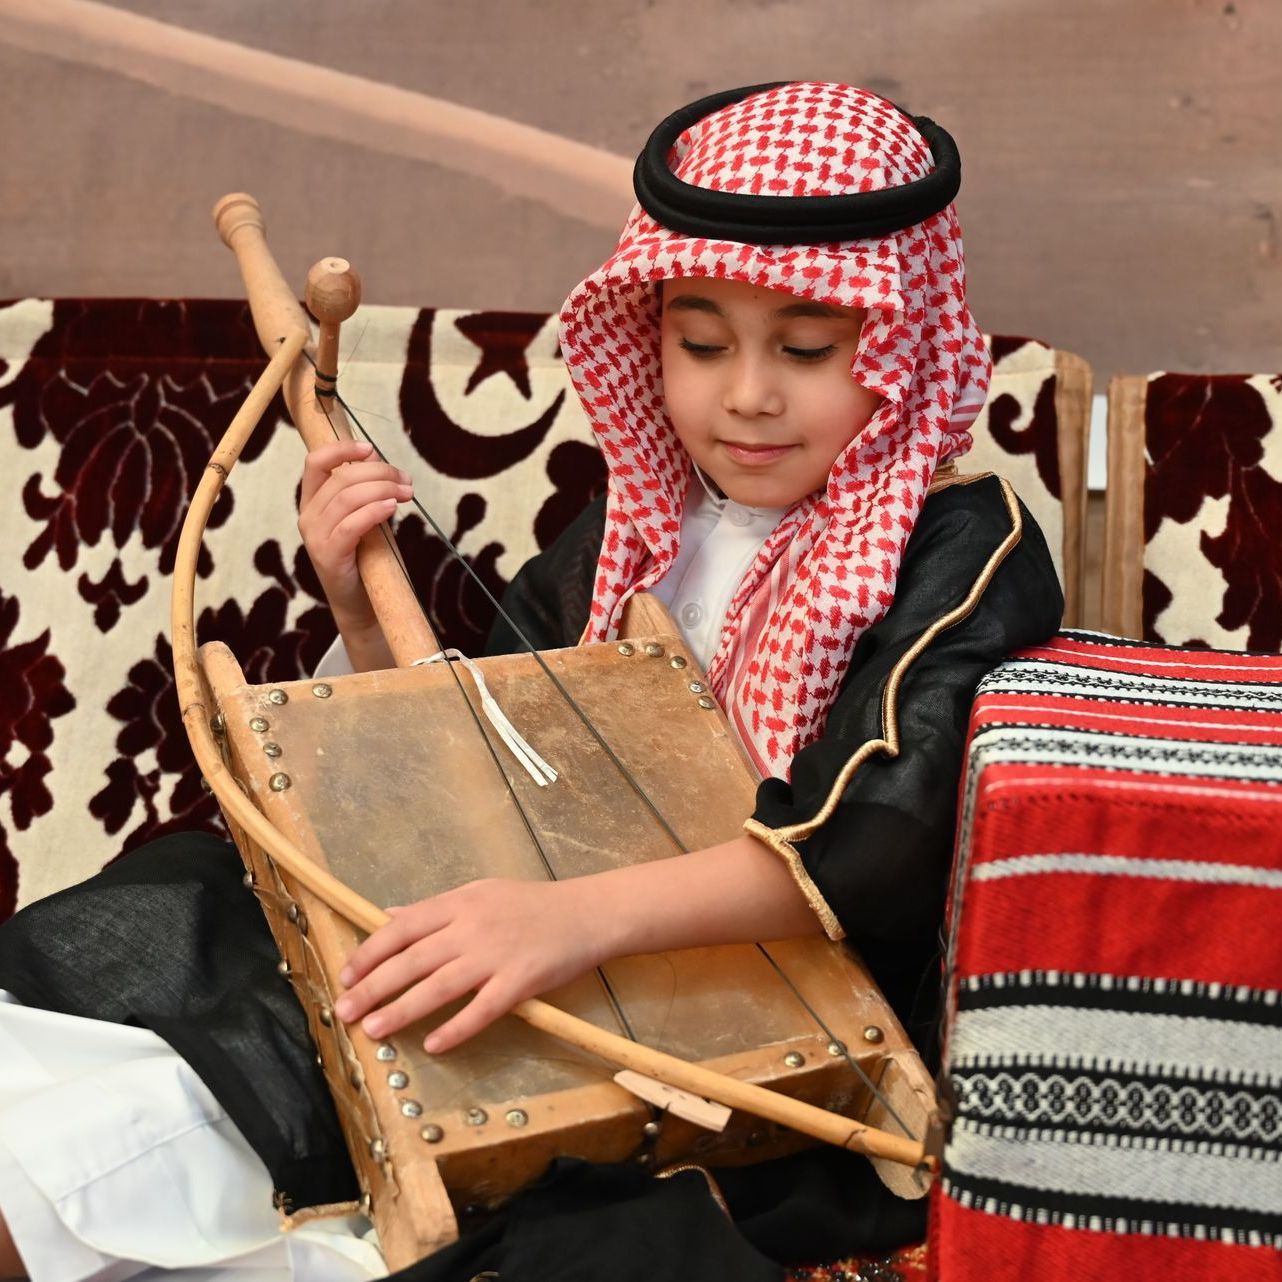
[
  {"xmin": 306, "ymin": 258, "xmax": 362, "ymax": 325},
  {"xmin": 212, "ymin": 192, "xmax": 264, "ymax": 248}
]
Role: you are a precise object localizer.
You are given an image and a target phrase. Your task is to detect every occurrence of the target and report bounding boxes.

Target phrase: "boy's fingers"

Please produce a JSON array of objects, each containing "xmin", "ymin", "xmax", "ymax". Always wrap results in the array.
[
  {"xmin": 305, "ymin": 463, "xmax": 412, "ymax": 526},
  {"xmin": 309, "ymin": 479, "xmax": 410, "ymax": 534},
  {"xmin": 359, "ymin": 961, "xmax": 481, "ymax": 1041},
  {"xmin": 300, "ymin": 439, "xmax": 373, "ymax": 505},
  {"xmin": 341, "ymin": 901, "xmax": 449, "ymax": 986},
  {"xmin": 325, "ymin": 500, "xmax": 399, "ymax": 555},
  {"xmin": 336, "ymin": 933, "xmax": 455, "ymax": 1025},
  {"xmin": 421, "ymin": 979, "xmax": 511, "ymax": 1053}
]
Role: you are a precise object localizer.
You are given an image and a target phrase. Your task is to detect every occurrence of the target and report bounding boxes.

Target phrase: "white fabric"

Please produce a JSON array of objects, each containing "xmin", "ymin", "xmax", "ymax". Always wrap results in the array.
[
  {"xmin": 313, "ymin": 637, "xmax": 355, "ymax": 680},
  {"xmin": 0, "ymin": 994, "xmax": 384, "ymax": 1282},
  {"xmin": 648, "ymin": 487, "xmax": 787, "ymax": 672}
]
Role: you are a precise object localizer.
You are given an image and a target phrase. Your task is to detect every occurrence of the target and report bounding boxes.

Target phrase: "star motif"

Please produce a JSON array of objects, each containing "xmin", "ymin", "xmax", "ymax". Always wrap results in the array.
[{"xmin": 453, "ymin": 312, "xmax": 551, "ymax": 400}]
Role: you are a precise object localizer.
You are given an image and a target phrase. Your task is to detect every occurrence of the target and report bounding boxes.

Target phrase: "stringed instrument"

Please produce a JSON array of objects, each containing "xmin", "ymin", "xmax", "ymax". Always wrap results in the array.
[{"xmin": 167, "ymin": 193, "xmax": 938, "ymax": 1269}]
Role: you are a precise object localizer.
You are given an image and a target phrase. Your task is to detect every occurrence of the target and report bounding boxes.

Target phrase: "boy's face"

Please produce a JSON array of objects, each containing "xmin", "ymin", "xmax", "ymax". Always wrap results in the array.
[{"xmin": 659, "ymin": 277, "xmax": 880, "ymax": 509}]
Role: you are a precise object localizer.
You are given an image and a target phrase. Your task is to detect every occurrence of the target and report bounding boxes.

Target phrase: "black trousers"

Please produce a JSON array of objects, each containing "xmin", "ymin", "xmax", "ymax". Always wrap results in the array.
[{"xmin": 0, "ymin": 834, "xmax": 924, "ymax": 1280}]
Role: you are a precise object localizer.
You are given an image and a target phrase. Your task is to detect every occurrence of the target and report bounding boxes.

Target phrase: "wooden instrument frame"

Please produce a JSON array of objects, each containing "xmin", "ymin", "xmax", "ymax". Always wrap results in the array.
[
  {"xmin": 1100, "ymin": 374, "xmax": 1149, "ymax": 639},
  {"xmin": 168, "ymin": 194, "xmax": 938, "ymax": 1268}
]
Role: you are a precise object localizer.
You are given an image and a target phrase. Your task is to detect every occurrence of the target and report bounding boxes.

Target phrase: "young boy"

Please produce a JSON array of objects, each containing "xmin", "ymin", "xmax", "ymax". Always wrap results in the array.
[{"xmin": 0, "ymin": 83, "xmax": 1062, "ymax": 1280}]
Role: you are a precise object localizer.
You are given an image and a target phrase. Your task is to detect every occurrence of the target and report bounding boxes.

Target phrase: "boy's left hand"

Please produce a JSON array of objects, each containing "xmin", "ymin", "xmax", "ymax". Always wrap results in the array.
[{"xmin": 333, "ymin": 878, "xmax": 609, "ymax": 1053}]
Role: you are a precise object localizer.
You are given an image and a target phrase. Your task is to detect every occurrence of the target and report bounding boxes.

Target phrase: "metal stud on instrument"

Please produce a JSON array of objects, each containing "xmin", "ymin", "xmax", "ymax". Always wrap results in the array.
[
  {"xmin": 863, "ymin": 1025, "xmax": 885, "ymax": 1044},
  {"xmin": 319, "ymin": 1007, "xmax": 333, "ymax": 1027},
  {"xmin": 420, "ymin": 1124, "xmax": 444, "ymax": 1143},
  {"xmin": 401, "ymin": 1100, "xmax": 423, "ymax": 1119},
  {"xmin": 268, "ymin": 772, "xmax": 291, "ymax": 791},
  {"xmin": 369, "ymin": 1137, "xmax": 386, "ymax": 1161},
  {"xmin": 267, "ymin": 689, "xmax": 288, "ymax": 705},
  {"xmin": 784, "ymin": 1051, "xmax": 805, "ymax": 1068},
  {"xmin": 697, "ymin": 696, "xmax": 715, "ymax": 710},
  {"xmin": 642, "ymin": 1120, "xmax": 661, "ymax": 1138},
  {"xmin": 376, "ymin": 1044, "xmax": 397, "ymax": 1062},
  {"xmin": 387, "ymin": 1070, "xmax": 409, "ymax": 1089},
  {"xmin": 249, "ymin": 716, "xmax": 269, "ymax": 733},
  {"xmin": 617, "ymin": 642, "xmax": 635, "ymax": 656},
  {"xmin": 465, "ymin": 1108, "xmax": 488, "ymax": 1127},
  {"xmin": 263, "ymin": 741, "xmax": 282, "ymax": 758},
  {"xmin": 688, "ymin": 681, "xmax": 706, "ymax": 694},
  {"xmin": 211, "ymin": 712, "xmax": 225, "ymax": 735},
  {"xmin": 505, "ymin": 1109, "xmax": 529, "ymax": 1128},
  {"xmin": 644, "ymin": 642, "xmax": 664, "ymax": 657},
  {"xmin": 827, "ymin": 1041, "xmax": 846, "ymax": 1057},
  {"xmin": 312, "ymin": 683, "xmax": 333, "ymax": 699},
  {"xmin": 670, "ymin": 655, "xmax": 687, "ymax": 669}
]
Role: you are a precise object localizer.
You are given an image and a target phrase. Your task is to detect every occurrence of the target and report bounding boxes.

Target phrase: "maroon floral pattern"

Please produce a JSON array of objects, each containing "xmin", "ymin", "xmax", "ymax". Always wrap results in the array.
[
  {"xmin": 90, "ymin": 537, "xmax": 340, "ymax": 855},
  {"xmin": 394, "ymin": 498, "xmax": 511, "ymax": 656},
  {"xmin": 1, "ymin": 299, "xmax": 1060, "ymax": 935},
  {"xmin": 1142, "ymin": 373, "xmax": 1282, "ymax": 650},
  {"xmin": 535, "ymin": 439, "xmax": 608, "ymax": 550},
  {"xmin": 983, "ymin": 377, "xmax": 1061, "ymax": 500},
  {"xmin": 0, "ymin": 590, "xmax": 76, "ymax": 915},
  {"xmin": 6, "ymin": 300, "xmax": 288, "ymax": 595},
  {"xmin": 400, "ymin": 309, "xmax": 567, "ymax": 479}
]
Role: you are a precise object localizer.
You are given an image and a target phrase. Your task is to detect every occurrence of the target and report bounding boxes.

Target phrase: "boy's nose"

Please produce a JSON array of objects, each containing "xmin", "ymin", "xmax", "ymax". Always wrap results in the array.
[{"xmin": 722, "ymin": 359, "xmax": 783, "ymax": 417}]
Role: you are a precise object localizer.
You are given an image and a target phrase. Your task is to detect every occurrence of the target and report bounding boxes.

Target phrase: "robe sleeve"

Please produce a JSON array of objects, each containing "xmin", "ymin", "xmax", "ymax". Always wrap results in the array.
[{"xmin": 744, "ymin": 475, "xmax": 1063, "ymax": 1045}]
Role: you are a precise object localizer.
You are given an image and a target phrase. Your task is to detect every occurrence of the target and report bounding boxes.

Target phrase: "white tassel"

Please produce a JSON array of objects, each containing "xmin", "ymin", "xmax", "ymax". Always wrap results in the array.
[{"xmin": 411, "ymin": 649, "xmax": 558, "ymax": 786}]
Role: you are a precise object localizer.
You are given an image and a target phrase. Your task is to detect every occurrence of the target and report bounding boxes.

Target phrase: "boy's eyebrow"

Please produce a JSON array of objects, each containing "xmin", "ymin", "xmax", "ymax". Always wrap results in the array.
[
  {"xmin": 772, "ymin": 301, "xmax": 850, "ymax": 320},
  {"xmin": 665, "ymin": 294, "xmax": 852, "ymax": 321}
]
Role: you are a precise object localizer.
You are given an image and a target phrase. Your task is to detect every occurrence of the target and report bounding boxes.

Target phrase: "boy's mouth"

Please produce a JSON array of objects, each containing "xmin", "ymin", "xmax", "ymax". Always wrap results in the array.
[{"xmin": 720, "ymin": 441, "xmax": 795, "ymax": 465}]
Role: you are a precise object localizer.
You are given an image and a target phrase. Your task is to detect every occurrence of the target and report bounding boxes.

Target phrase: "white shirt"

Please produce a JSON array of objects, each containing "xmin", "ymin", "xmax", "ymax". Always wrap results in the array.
[{"xmin": 647, "ymin": 484, "xmax": 787, "ymax": 671}]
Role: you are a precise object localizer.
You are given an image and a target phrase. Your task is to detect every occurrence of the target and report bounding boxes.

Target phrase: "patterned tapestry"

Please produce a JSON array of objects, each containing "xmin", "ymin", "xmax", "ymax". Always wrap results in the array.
[
  {"xmin": 1142, "ymin": 372, "xmax": 1282, "ymax": 651},
  {"xmin": 0, "ymin": 299, "xmax": 1073, "ymax": 921}
]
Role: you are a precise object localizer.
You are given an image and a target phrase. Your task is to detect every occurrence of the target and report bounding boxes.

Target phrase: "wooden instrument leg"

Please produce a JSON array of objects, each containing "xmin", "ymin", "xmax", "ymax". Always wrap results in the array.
[{"xmin": 376, "ymin": 1160, "xmax": 458, "ymax": 1268}]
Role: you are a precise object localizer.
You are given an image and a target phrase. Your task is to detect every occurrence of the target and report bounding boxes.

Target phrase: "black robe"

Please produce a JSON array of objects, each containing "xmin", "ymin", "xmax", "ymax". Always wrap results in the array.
[{"xmin": 0, "ymin": 474, "xmax": 1063, "ymax": 1280}]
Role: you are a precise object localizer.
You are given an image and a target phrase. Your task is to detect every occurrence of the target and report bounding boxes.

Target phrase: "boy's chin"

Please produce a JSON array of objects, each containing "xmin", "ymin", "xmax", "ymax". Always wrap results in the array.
[{"xmin": 713, "ymin": 476, "xmax": 814, "ymax": 510}]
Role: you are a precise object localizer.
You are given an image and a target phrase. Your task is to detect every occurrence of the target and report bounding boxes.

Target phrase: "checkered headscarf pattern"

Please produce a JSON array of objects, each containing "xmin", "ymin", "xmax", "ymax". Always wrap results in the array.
[{"xmin": 559, "ymin": 83, "xmax": 990, "ymax": 778}]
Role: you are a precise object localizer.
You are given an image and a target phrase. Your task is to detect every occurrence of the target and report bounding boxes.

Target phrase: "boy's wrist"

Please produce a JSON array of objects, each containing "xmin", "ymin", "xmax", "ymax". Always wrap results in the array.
[{"xmin": 331, "ymin": 608, "xmax": 395, "ymax": 673}]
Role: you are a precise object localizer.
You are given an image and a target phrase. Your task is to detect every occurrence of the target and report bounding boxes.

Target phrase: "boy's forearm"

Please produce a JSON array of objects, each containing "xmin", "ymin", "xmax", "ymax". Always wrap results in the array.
[
  {"xmin": 576, "ymin": 832, "xmax": 825, "ymax": 961},
  {"xmin": 331, "ymin": 606, "xmax": 397, "ymax": 673}
]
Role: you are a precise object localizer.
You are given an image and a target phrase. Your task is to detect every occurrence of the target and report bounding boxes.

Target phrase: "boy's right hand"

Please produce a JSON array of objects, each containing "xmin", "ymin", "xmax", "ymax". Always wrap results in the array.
[{"xmin": 298, "ymin": 439, "xmax": 414, "ymax": 628}]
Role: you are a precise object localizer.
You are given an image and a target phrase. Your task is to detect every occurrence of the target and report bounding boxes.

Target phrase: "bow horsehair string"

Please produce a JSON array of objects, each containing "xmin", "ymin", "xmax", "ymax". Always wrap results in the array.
[{"xmin": 309, "ymin": 354, "xmax": 917, "ymax": 1148}]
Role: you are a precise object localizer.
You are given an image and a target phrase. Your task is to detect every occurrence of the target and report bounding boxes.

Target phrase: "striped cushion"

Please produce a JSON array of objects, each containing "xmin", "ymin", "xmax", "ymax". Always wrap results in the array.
[{"xmin": 933, "ymin": 631, "xmax": 1282, "ymax": 1281}]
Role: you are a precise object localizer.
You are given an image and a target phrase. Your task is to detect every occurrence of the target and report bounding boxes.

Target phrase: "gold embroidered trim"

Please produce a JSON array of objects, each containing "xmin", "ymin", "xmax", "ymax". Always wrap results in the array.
[
  {"xmin": 928, "ymin": 466, "xmax": 993, "ymax": 495},
  {"xmin": 655, "ymin": 1162, "xmax": 732, "ymax": 1218},
  {"xmin": 744, "ymin": 817, "xmax": 846, "ymax": 940},
  {"xmin": 926, "ymin": 460, "xmax": 959, "ymax": 493},
  {"xmin": 748, "ymin": 476, "xmax": 1024, "ymax": 858}
]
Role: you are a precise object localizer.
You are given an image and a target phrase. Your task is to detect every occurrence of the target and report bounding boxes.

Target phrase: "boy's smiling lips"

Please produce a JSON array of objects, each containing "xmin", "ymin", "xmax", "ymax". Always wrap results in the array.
[{"xmin": 719, "ymin": 440, "xmax": 797, "ymax": 465}]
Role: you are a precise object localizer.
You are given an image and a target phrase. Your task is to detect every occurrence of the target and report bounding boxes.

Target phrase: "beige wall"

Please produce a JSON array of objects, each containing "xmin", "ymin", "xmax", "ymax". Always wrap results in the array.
[{"xmin": 2, "ymin": 0, "xmax": 1278, "ymax": 382}]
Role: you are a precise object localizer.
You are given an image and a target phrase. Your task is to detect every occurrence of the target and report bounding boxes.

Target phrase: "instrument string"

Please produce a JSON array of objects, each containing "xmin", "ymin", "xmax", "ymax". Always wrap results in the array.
[
  {"xmin": 311, "ymin": 356, "xmax": 917, "ymax": 1144},
  {"xmin": 307, "ymin": 366, "xmax": 639, "ymax": 1047}
]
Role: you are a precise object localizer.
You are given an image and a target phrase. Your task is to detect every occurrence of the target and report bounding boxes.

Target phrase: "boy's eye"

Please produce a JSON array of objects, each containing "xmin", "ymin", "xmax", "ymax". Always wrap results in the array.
[
  {"xmin": 783, "ymin": 344, "xmax": 837, "ymax": 361},
  {"xmin": 679, "ymin": 338, "xmax": 725, "ymax": 357}
]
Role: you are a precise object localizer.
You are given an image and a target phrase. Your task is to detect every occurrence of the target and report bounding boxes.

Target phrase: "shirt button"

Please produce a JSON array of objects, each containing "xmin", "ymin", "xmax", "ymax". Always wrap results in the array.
[
  {"xmin": 680, "ymin": 602, "xmax": 704, "ymax": 627},
  {"xmin": 726, "ymin": 506, "xmax": 753, "ymax": 527}
]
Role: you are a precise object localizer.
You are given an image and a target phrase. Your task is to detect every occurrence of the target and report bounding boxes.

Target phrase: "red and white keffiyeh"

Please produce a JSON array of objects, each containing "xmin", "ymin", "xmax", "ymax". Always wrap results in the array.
[{"xmin": 558, "ymin": 83, "xmax": 990, "ymax": 779}]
